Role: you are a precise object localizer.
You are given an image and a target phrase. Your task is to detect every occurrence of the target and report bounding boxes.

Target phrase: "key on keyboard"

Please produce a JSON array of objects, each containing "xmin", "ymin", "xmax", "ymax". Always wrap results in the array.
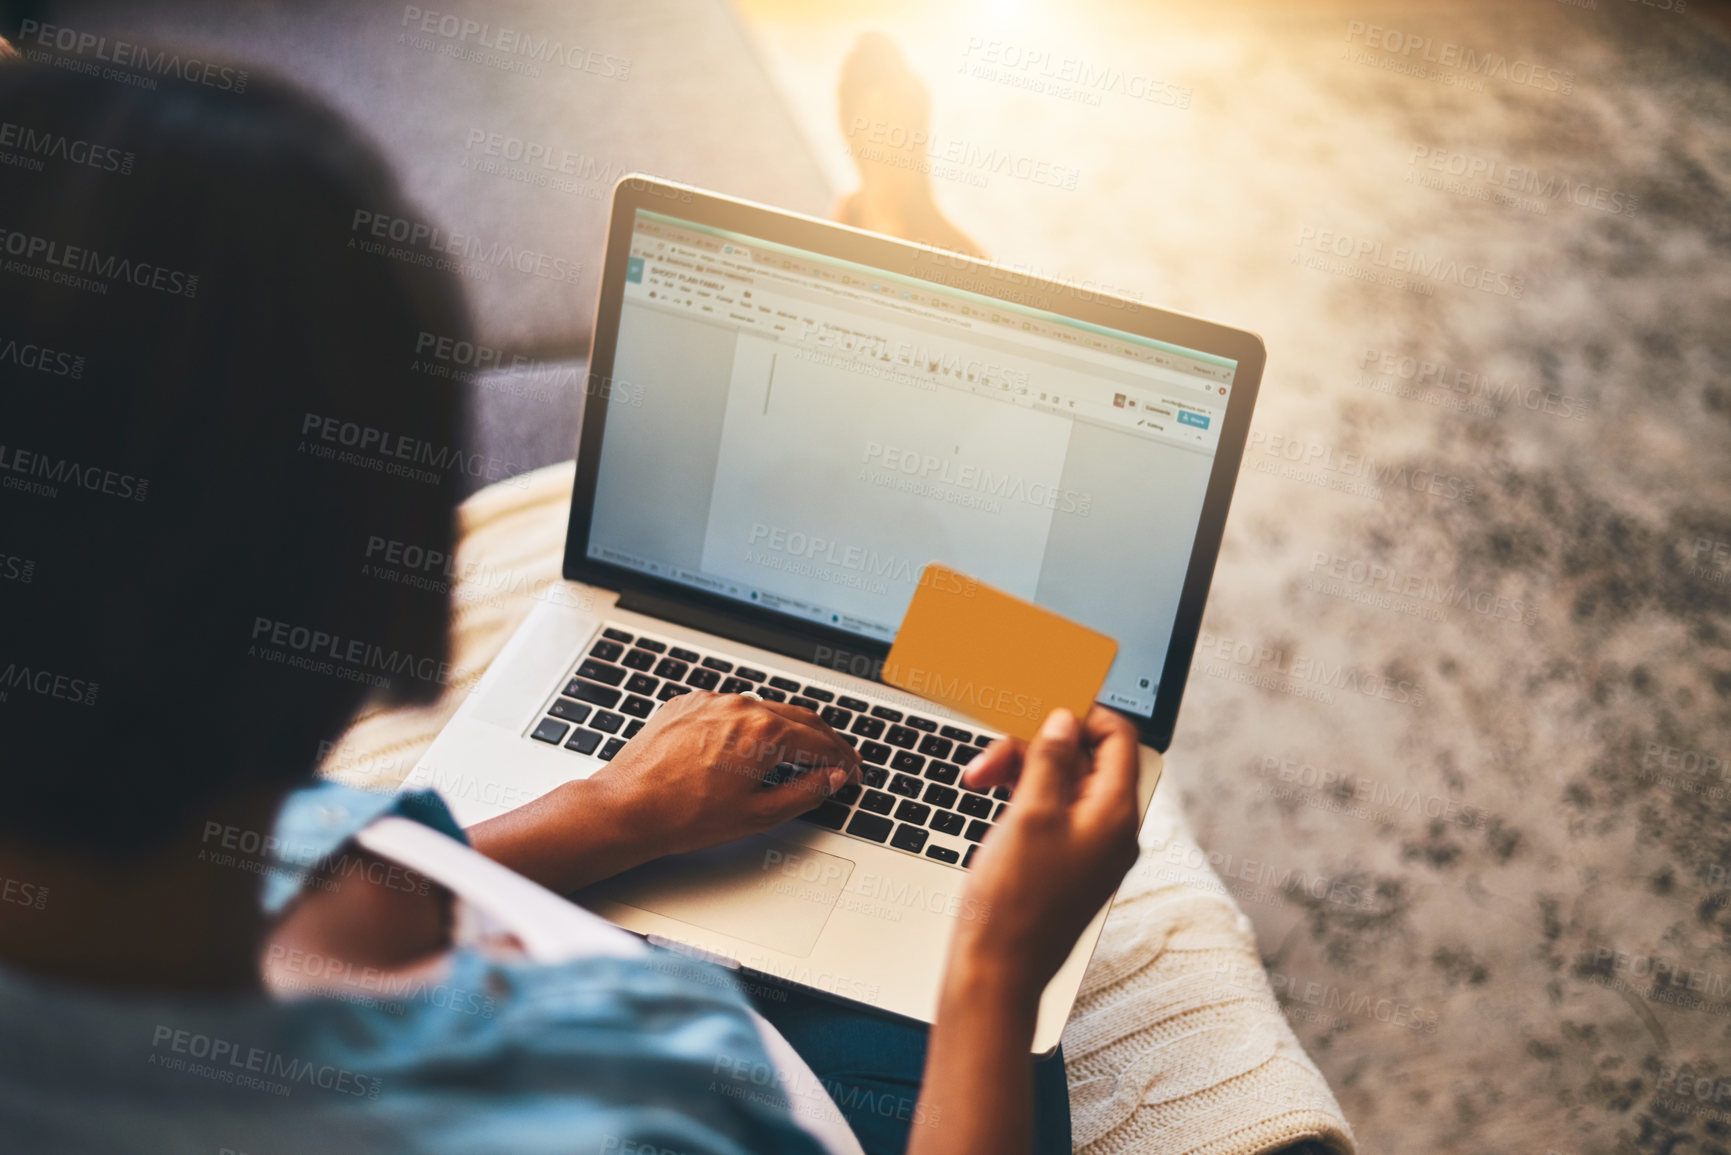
[
  {"xmin": 885, "ymin": 725, "xmax": 918, "ymax": 749},
  {"xmin": 846, "ymin": 812, "xmax": 893, "ymax": 843},
  {"xmin": 801, "ymin": 800, "xmax": 850, "ymax": 830},
  {"xmin": 918, "ymin": 735, "xmax": 953, "ymax": 759},
  {"xmin": 958, "ymin": 794, "xmax": 993, "ymax": 818},
  {"xmin": 548, "ymin": 697, "xmax": 591, "ymax": 723},
  {"xmin": 577, "ymin": 659, "xmax": 626, "ymax": 686},
  {"xmin": 889, "ymin": 774, "xmax": 923, "ymax": 798},
  {"xmin": 925, "ymin": 761, "xmax": 959, "ymax": 784},
  {"xmin": 890, "ymin": 824, "xmax": 928, "ymax": 853},
  {"xmin": 850, "ymin": 716, "xmax": 885, "ymax": 739},
  {"xmin": 859, "ymin": 789, "xmax": 895, "ymax": 815},
  {"xmin": 931, "ymin": 811, "xmax": 967, "ymax": 836},
  {"xmin": 565, "ymin": 728, "xmax": 602, "ymax": 755},
  {"xmin": 890, "ymin": 751, "xmax": 924, "ymax": 775},
  {"xmin": 531, "ymin": 718, "xmax": 569, "ymax": 744},
  {"xmin": 566, "ymin": 680, "xmax": 622, "ymax": 708}
]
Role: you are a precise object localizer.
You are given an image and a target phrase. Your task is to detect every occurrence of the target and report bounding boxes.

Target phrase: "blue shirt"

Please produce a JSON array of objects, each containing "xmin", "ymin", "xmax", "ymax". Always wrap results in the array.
[{"xmin": 0, "ymin": 783, "xmax": 834, "ymax": 1155}]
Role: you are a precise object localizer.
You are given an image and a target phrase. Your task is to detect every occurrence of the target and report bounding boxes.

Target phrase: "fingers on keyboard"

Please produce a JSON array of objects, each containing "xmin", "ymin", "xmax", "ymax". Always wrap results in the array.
[{"xmin": 534, "ymin": 627, "xmax": 1002, "ymax": 865}]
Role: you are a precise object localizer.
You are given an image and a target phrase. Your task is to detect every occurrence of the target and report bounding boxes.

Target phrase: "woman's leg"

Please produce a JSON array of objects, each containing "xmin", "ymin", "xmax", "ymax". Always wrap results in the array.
[{"xmin": 749, "ymin": 980, "xmax": 1071, "ymax": 1155}]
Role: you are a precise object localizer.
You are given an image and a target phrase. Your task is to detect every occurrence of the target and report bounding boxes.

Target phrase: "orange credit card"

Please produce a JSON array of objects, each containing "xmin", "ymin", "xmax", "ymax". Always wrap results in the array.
[{"xmin": 880, "ymin": 564, "xmax": 1118, "ymax": 741}]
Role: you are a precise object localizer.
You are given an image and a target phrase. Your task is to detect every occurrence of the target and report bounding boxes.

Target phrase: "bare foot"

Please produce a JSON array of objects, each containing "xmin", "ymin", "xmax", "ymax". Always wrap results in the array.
[{"xmin": 835, "ymin": 33, "xmax": 985, "ymax": 259}]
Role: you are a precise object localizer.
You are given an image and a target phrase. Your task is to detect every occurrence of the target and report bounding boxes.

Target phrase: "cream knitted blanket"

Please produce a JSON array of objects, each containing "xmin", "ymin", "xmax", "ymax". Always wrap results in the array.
[{"xmin": 320, "ymin": 461, "xmax": 1355, "ymax": 1155}]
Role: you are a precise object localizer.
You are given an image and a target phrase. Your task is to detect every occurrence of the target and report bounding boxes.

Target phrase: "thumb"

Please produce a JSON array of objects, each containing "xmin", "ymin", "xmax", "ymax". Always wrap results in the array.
[
  {"xmin": 1015, "ymin": 708, "xmax": 1083, "ymax": 809},
  {"xmin": 771, "ymin": 764, "xmax": 848, "ymax": 818}
]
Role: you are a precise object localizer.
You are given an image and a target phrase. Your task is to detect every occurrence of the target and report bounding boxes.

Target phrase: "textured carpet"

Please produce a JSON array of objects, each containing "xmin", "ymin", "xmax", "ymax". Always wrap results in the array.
[{"xmin": 731, "ymin": 1, "xmax": 1731, "ymax": 1152}]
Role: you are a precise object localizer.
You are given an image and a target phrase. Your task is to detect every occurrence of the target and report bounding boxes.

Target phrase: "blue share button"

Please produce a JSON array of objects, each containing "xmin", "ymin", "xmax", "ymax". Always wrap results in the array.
[{"xmin": 1176, "ymin": 410, "xmax": 1210, "ymax": 430}]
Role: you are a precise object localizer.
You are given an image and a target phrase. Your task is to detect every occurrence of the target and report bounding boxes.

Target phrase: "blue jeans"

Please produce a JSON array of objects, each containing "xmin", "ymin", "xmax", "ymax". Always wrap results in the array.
[{"xmin": 748, "ymin": 979, "xmax": 1072, "ymax": 1155}]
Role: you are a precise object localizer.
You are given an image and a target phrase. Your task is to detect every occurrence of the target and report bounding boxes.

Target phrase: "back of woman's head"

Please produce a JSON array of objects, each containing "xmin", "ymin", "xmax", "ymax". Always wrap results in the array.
[{"xmin": 0, "ymin": 60, "xmax": 469, "ymax": 857}]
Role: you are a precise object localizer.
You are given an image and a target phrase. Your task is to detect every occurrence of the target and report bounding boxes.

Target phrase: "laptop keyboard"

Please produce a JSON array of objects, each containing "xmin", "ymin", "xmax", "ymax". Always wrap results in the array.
[{"xmin": 525, "ymin": 623, "xmax": 1010, "ymax": 870}]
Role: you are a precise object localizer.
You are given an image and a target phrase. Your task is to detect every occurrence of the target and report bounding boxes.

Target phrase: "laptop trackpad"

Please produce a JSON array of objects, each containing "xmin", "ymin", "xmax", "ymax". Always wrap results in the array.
[{"xmin": 579, "ymin": 834, "xmax": 853, "ymax": 958}]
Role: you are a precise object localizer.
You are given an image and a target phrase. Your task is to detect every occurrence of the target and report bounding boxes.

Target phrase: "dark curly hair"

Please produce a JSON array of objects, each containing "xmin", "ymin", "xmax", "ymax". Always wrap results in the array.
[{"xmin": 0, "ymin": 57, "xmax": 468, "ymax": 857}]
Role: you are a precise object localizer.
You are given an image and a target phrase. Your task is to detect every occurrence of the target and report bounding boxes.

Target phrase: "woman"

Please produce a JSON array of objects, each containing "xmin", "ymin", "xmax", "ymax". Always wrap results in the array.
[{"xmin": 0, "ymin": 58, "xmax": 1141, "ymax": 1154}]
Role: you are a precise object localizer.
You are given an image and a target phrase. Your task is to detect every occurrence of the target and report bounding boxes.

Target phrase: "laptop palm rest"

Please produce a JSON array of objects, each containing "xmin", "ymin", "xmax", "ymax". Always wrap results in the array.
[{"xmin": 577, "ymin": 833, "xmax": 853, "ymax": 958}]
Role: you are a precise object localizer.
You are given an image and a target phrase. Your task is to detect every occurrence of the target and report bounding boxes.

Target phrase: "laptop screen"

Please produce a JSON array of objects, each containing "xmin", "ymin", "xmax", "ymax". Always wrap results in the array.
[{"xmin": 585, "ymin": 208, "xmax": 1238, "ymax": 720}]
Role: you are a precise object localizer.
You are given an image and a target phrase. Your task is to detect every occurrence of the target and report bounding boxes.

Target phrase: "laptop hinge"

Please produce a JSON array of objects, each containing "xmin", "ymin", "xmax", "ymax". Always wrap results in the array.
[{"xmin": 615, "ymin": 586, "xmax": 834, "ymax": 667}]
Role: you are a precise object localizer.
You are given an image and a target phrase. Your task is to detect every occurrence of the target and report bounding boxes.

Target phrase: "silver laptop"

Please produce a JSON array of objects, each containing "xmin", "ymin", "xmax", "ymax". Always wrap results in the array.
[{"xmin": 408, "ymin": 176, "xmax": 1265, "ymax": 1053}]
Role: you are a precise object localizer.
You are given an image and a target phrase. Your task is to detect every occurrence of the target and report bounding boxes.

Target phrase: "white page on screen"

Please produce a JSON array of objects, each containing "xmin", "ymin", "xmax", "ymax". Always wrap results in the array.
[{"xmin": 698, "ymin": 333, "xmax": 1071, "ymax": 636}]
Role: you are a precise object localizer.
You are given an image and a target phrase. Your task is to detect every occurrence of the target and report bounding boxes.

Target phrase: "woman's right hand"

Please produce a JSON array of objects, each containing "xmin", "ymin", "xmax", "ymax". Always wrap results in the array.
[
  {"xmin": 949, "ymin": 705, "xmax": 1144, "ymax": 1004},
  {"xmin": 467, "ymin": 691, "xmax": 858, "ymax": 895}
]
